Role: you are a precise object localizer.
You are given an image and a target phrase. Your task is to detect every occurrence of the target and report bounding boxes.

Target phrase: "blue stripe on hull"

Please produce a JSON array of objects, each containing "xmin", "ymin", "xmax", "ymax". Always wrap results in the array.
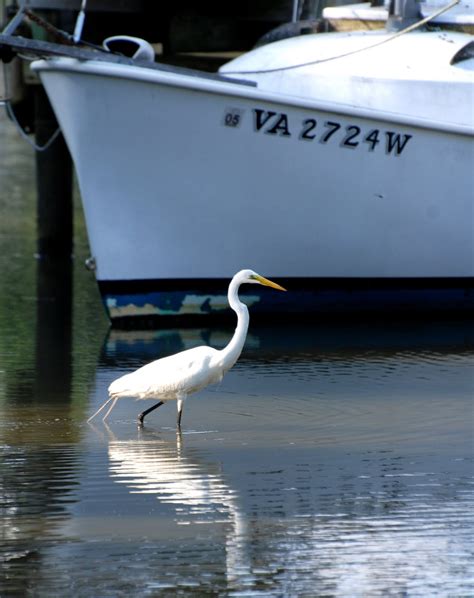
[{"xmin": 98, "ymin": 278, "xmax": 474, "ymax": 327}]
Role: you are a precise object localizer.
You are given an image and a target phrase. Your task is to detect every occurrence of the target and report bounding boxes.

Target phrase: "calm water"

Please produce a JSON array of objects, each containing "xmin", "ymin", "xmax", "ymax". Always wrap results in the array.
[{"xmin": 1, "ymin": 111, "xmax": 473, "ymax": 597}]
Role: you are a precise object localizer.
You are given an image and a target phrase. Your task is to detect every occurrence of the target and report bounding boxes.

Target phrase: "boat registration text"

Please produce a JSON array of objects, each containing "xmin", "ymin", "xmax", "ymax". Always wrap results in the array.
[{"xmin": 223, "ymin": 107, "xmax": 412, "ymax": 156}]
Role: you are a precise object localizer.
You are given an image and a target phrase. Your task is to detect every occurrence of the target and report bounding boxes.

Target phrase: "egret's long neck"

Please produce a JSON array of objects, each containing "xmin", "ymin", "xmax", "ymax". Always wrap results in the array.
[{"xmin": 219, "ymin": 278, "xmax": 249, "ymax": 371}]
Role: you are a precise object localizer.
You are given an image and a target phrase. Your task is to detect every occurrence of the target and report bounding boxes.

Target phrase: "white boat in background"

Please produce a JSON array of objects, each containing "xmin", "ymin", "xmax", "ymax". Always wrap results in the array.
[
  {"xmin": 323, "ymin": 0, "xmax": 474, "ymax": 32},
  {"xmin": 9, "ymin": 0, "xmax": 473, "ymax": 324}
]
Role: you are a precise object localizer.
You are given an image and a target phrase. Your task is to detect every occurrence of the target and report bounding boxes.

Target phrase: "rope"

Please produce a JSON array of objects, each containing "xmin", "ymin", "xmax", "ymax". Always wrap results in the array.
[
  {"xmin": 23, "ymin": 9, "xmax": 74, "ymax": 45},
  {"xmin": 5, "ymin": 99, "xmax": 62, "ymax": 151},
  {"xmin": 222, "ymin": 0, "xmax": 461, "ymax": 75},
  {"xmin": 1, "ymin": 6, "xmax": 103, "ymax": 151},
  {"xmin": 23, "ymin": 9, "xmax": 107, "ymax": 52},
  {"xmin": 1, "ymin": 62, "xmax": 61, "ymax": 152}
]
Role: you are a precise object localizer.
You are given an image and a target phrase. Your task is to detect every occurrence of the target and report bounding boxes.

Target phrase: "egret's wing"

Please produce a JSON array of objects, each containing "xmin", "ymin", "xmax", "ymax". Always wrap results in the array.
[{"xmin": 108, "ymin": 346, "xmax": 220, "ymax": 399}]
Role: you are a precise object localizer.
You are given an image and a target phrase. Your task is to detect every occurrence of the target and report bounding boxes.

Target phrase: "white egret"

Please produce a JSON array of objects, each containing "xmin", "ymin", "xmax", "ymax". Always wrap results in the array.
[{"xmin": 87, "ymin": 269, "xmax": 286, "ymax": 427}]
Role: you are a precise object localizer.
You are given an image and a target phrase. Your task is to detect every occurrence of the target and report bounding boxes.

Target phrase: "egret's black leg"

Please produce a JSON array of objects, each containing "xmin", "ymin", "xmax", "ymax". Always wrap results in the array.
[
  {"xmin": 138, "ymin": 401, "xmax": 164, "ymax": 426},
  {"xmin": 177, "ymin": 397, "xmax": 184, "ymax": 428}
]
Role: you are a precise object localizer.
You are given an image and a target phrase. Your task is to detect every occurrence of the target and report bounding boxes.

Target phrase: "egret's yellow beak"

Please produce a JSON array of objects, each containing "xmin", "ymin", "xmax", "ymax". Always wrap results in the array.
[{"xmin": 255, "ymin": 275, "xmax": 286, "ymax": 291}]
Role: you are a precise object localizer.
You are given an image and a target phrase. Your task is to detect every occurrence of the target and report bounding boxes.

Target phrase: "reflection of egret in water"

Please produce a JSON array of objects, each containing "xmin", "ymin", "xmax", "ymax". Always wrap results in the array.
[{"xmin": 105, "ymin": 428, "xmax": 252, "ymax": 588}]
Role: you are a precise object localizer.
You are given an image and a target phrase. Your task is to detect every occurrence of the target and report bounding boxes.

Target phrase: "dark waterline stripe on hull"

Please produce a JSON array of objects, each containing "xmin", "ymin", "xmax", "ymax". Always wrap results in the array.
[{"xmin": 98, "ymin": 278, "xmax": 474, "ymax": 327}]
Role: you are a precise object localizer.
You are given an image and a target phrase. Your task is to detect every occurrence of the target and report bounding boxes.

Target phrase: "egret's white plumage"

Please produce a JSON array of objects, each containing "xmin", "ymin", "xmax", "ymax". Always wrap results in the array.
[{"xmin": 87, "ymin": 269, "xmax": 286, "ymax": 426}]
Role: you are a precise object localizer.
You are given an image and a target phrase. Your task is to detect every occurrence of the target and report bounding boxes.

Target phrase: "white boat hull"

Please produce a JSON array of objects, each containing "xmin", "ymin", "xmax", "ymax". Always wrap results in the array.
[{"xmin": 32, "ymin": 33, "xmax": 474, "ymax": 323}]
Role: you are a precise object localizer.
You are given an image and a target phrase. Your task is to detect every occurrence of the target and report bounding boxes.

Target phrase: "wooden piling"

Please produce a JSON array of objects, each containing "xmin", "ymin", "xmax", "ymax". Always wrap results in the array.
[{"xmin": 34, "ymin": 85, "xmax": 73, "ymax": 259}]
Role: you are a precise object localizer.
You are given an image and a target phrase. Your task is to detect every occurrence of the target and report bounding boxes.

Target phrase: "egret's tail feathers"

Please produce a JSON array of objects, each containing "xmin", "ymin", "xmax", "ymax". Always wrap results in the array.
[{"xmin": 87, "ymin": 395, "xmax": 119, "ymax": 423}]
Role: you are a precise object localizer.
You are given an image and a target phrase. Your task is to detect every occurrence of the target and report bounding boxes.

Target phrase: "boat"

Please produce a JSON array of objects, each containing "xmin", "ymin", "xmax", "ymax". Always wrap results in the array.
[
  {"xmin": 2, "ymin": 0, "xmax": 474, "ymax": 325},
  {"xmin": 323, "ymin": 0, "xmax": 474, "ymax": 32}
]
